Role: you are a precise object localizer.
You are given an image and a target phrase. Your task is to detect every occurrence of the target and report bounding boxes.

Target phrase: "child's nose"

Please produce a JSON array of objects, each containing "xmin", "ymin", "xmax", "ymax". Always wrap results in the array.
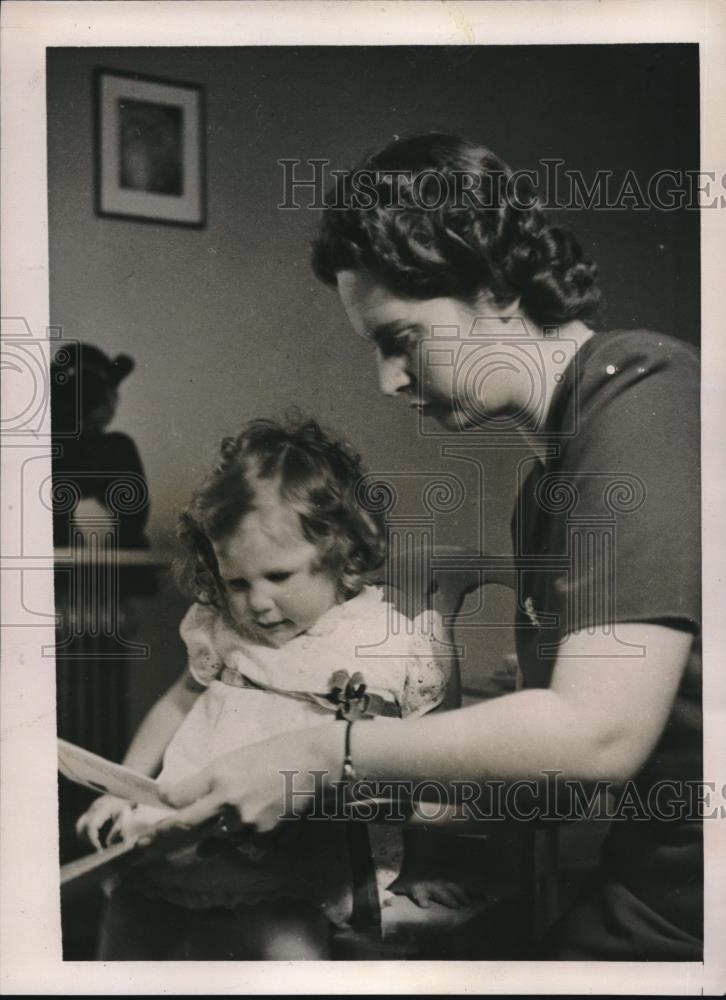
[{"xmin": 248, "ymin": 583, "xmax": 275, "ymax": 614}]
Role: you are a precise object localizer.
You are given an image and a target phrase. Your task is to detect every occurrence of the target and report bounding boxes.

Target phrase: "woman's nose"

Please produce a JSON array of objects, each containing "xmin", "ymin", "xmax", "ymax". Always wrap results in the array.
[{"xmin": 377, "ymin": 354, "xmax": 411, "ymax": 397}]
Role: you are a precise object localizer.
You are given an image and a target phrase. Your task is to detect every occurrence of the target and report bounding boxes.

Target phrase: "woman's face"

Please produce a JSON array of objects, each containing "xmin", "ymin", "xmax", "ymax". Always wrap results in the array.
[{"xmin": 337, "ymin": 269, "xmax": 534, "ymax": 432}]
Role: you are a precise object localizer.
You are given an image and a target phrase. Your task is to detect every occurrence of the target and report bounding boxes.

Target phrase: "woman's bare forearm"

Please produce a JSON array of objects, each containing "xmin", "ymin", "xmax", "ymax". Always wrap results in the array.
[
  {"xmin": 159, "ymin": 625, "xmax": 690, "ymax": 833},
  {"xmin": 329, "ymin": 623, "xmax": 691, "ymax": 788},
  {"xmin": 340, "ymin": 688, "xmax": 595, "ymax": 786}
]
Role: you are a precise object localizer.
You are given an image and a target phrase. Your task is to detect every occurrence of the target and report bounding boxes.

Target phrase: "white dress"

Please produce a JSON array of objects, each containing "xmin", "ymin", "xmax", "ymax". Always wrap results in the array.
[{"xmin": 129, "ymin": 586, "xmax": 450, "ymax": 925}]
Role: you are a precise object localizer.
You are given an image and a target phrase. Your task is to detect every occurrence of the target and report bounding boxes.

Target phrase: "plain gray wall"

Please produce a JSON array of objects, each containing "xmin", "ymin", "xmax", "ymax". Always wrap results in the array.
[
  {"xmin": 47, "ymin": 45, "xmax": 699, "ymax": 547},
  {"xmin": 47, "ymin": 45, "xmax": 699, "ymax": 712}
]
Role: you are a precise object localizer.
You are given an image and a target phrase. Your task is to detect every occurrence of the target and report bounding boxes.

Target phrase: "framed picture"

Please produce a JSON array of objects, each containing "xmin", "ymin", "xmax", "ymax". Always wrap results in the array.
[{"xmin": 95, "ymin": 70, "xmax": 205, "ymax": 226}]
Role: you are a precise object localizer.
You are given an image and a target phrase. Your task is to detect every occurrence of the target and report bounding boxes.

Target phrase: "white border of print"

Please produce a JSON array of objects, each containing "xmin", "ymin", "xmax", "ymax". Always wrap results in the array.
[{"xmin": 2, "ymin": 1, "xmax": 725, "ymax": 995}]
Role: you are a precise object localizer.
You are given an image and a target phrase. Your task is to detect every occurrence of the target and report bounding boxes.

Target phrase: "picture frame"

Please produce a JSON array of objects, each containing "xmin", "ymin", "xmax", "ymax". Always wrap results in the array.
[{"xmin": 95, "ymin": 69, "xmax": 205, "ymax": 227}]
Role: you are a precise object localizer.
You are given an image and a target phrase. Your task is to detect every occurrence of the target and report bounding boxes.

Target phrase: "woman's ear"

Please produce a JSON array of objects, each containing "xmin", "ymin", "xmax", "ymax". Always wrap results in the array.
[
  {"xmin": 472, "ymin": 292, "xmax": 521, "ymax": 322},
  {"xmin": 499, "ymin": 296, "xmax": 522, "ymax": 323}
]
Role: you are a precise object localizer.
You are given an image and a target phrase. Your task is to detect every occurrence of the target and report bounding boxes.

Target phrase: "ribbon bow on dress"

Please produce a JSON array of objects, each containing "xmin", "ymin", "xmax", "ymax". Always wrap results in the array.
[{"xmin": 326, "ymin": 670, "xmax": 401, "ymax": 720}]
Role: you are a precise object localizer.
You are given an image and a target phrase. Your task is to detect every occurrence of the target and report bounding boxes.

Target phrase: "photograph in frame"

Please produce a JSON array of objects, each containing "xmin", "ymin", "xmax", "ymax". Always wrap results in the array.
[{"xmin": 95, "ymin": 69, "xmax": 205, "ymax": 226}]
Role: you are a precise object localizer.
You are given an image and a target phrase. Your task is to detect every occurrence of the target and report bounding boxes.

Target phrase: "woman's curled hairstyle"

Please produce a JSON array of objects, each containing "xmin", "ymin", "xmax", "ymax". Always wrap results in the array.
[
  {"xmin": 176, "ymin": 415, "xmax": 386, "ymax": 610},
  {"xmin": 312, "ymin": 132, "xmax": 601, "ymax": 326}
]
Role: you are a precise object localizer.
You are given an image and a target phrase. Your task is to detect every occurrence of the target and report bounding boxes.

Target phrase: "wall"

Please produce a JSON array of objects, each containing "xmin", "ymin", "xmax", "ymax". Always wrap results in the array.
[{"xmin": 46, "ymin": 44, "xmax": 700, "ymax": 704}]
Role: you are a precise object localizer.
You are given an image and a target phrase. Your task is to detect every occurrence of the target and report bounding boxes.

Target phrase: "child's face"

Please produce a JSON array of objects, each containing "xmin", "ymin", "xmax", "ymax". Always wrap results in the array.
[{"xmin": 212, "ymin": 501, "xmax": 339, "ymax": 648}]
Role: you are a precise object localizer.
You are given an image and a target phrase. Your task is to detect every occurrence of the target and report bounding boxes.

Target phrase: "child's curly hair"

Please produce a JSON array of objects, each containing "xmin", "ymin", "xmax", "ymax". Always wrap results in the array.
[
  {"xmin": 312, "ymin": 132, "xmax": 601, "ymax": 326},
  {"xmin": 176, "ymin": 415, "xmax": 386, "ymax": 609}
]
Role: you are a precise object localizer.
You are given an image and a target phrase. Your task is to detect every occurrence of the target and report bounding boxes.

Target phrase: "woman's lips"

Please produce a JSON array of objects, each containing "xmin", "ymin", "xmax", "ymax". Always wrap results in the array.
[{"xmin": 410, "ymin": 400, "xmax": 442, "ymax": 418}]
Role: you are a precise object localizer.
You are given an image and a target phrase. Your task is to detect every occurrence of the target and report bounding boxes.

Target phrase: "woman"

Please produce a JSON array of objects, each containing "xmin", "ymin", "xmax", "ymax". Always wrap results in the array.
[{"xmin": 156, "ymin": 135, "xmax": 702, "ymax": 960}]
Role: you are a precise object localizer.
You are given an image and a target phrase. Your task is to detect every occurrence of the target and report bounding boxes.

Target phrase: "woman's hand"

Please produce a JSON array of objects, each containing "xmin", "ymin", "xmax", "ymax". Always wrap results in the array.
[
  {"xmin": 153, "ymin": 724, "xmax": 344, "ymax": 838},
  {"xmin": 75, "ymin": 794, "xmax": 130, "ymax": 850}
]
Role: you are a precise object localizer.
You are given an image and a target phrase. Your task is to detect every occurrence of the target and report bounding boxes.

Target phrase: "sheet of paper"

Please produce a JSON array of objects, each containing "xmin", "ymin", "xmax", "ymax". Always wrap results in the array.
[{"xmin": 57, "ymin": 739, "xmax": 166, "ymax": 808}]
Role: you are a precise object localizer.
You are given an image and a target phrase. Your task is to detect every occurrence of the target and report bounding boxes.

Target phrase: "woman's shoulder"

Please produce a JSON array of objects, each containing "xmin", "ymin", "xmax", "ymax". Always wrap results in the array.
[
  {"xmin": 562, "ymin": 328, "xmax": 699, "ymax": 424},
  {"xmin": 548, "ymin": 327, "xmax": 700, "ymax": 479},
  {"xmin": 582, "ymin": 329, "xmax": 698, "ymax": 374}
]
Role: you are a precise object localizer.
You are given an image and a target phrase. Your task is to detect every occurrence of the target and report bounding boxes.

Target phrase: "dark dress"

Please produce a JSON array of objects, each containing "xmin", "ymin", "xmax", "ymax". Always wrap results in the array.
[
  {"xmin": 512, "ymin": 330, "xmax": 702, "ymax": 959},
  {"xmin": 52, "ymin": 430, "xmax": 150, "ymax": 549}
]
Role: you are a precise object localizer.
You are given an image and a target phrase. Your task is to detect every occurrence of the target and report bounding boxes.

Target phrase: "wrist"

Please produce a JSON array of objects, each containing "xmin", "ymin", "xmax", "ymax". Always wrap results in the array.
[{"xmin": 309, "ymin": 722, "xmax": 349, "ymax": 787}]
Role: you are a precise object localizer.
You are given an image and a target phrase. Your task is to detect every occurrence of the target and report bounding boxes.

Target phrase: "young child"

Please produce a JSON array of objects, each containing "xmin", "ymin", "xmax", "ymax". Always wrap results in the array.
[{"xmin": 77, "ymin": 416, "xmax": 463, "ymax": 959}]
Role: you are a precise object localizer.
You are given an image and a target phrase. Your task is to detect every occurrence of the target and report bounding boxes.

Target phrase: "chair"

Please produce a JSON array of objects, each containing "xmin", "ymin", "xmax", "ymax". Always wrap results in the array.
[{"xmin": 334, "ymin": 546, "xmax": 559, "ymax": 959}]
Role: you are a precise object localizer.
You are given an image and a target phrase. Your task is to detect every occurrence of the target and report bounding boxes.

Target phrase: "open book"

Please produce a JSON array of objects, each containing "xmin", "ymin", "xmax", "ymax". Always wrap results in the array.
[
  {"xmin": 58, "ymin": 739, "xmax": 167, "ymax": 808},
  {"xmin": 58, "ymin": 740, "xmax": 212, "ymax": 893},
  {"xmin": 58, "ymin": 739, "xmax": 463, "ymax": 893}
]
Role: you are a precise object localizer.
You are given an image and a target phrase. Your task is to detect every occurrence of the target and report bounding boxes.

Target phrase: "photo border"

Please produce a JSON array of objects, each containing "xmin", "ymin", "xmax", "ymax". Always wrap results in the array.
[{"xmin": 2, "ymin": 1, "xmax": 725, "ymax": 995}]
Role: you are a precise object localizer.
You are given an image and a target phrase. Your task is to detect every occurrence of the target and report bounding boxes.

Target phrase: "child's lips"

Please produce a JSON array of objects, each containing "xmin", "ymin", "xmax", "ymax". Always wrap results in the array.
[{"xmin": 256, "ymin": 618, "xmax": 290, "ymax": 631}]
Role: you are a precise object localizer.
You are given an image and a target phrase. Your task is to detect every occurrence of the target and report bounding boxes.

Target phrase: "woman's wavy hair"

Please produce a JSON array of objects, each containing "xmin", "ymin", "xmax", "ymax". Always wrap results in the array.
[
  {"xmin": 312, "ymin": 133, "xmax": 601, "ymax": 325},
  {"xmin": 176, "ymin": 415, "xmax": 386, "ymax": 610}
]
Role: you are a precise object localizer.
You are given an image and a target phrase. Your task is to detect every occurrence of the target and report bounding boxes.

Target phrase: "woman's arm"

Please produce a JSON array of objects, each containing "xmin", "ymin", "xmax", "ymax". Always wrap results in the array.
[
  {"xmin": 158, "ymin": 622, "xmax": 692, "ymax": 831},
  {"xmin": 350, "ymin": 622, "xmax": 691, "ymax": 785},
  {"xmin": 122, "ymin": 669, "xmax": 205, "ymax": 776}
]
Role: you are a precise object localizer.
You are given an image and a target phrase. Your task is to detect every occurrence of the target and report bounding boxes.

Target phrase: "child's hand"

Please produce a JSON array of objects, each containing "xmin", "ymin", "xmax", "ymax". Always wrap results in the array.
[
  {"xmin": 390, "ymin": 875, "xmax": 470, "ymax": 909},
  {"xmin": 75, "ymin": 794, "xmax": 131, "ymax": 850}
]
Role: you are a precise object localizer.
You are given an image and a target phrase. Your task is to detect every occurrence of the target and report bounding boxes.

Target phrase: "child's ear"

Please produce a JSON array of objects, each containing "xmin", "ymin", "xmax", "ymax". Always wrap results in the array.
[{"xmin": 335, "ymin": 562, "xmax": 366, "ymax": 600}]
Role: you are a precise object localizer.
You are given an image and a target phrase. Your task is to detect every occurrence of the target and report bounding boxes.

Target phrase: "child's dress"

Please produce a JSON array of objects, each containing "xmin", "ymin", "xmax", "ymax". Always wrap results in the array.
[{"xmin": 124, "ymin": 585, "xmax": 449, "ymax": 927}]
